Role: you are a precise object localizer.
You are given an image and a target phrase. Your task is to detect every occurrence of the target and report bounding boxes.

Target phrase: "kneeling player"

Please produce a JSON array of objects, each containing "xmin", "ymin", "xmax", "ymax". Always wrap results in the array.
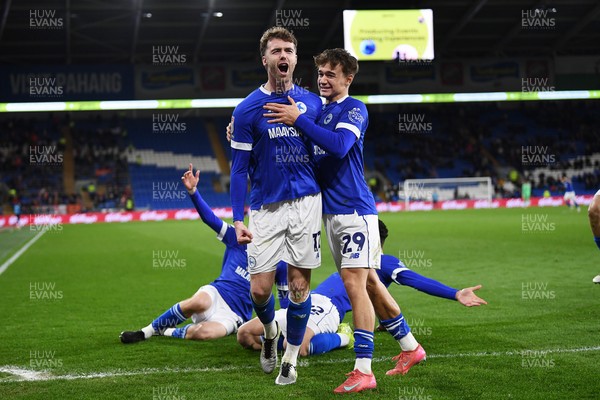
[{"xmin": 120, "ymin": 164, "xmax": 286, "ymax": 343}]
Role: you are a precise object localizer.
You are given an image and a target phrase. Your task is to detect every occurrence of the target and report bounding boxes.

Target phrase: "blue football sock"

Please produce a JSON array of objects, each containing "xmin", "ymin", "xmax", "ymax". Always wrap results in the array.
[
  {"xmin": 151, "ymin": 303, "xmax": 187, "ymax": 332},
  {"xmin": 354, "ymin": 329, "xmax": 374, "ymax": 359},
  {"xmin": 252, "ymin": 293, "xmax": 275, "ymax": 326},
  {"xmin": 171, "ymin": 324, "xmax": 193, "ymax": 339},
  {"xmin": 594, "ymin": 237, "xmax": 600, "ymax": 251},
  {"xmin": 380, "ymin": 313, "xmax": 411, "ymax": 340},
  {"xmin": 286, "ymin": 295, "xmax": 311, "ymax": 346},
  {"xmin": 309, "ymin": 333, "xmax": 342, "ymax": 355}
]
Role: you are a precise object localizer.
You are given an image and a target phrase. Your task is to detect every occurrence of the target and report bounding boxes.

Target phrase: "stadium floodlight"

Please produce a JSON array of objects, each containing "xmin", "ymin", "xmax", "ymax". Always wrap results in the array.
[
  {"xmin": 5, "ymin": 102, "xmax": 67, "ymax": 112},
  {"xmin": 402, "ymin": 177, "xmax": 493, "ymax": 209},
  {"xmin": 99, "ymin": 100, "xmax": 160, "ymax": 110},
  {"xmin": 360, "ymin": 94, "xmax": 424, "ymax": 104},
  {"xmin": 0, "ymin": 90, "xmax": 599, "ymax": 113},
  {"xmin": 190, "ymin": 98, "xmax": 242, "ymax": 108},
  {"xmin": 454, "ymin": 92, "xmax": 508, "ymax": 102},
  {"xmin": 536, "ymin": 90, "xmax": 590, "ymax": 100}
]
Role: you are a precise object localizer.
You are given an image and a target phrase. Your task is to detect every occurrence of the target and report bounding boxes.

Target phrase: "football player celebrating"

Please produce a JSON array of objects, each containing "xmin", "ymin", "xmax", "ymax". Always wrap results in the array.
[
  {"xmin": 229, "ymin": 26, "xmax": 323, "ymax": 386},
  {"xmin": 264, "ymin": 48, "xmax": 383, "ymax": 393},
  {"xmin": 264, "ymin": 49, "xmax": 487, "ymax": 393},
  {"xmin": 119, "ymin": 164, "xmax": 287, "ymax": 343}
]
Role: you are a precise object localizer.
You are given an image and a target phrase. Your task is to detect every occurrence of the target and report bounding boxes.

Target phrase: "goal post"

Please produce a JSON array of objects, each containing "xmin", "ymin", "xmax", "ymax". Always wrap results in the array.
[{"xmin": 401, "ymin": 177, "xmax": 493, "ymax": 208}]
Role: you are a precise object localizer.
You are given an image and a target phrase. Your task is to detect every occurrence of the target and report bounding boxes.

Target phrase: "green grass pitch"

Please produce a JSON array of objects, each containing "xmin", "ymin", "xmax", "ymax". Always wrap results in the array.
[{"xmin": 0, "ymin": 207, "xmax": 598, "ymax": 399}]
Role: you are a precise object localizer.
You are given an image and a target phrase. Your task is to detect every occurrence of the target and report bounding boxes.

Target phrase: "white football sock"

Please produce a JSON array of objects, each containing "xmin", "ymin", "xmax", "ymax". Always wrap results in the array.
[
  {"xmin": 337, "ymin": 333, "xmax": 350, "ymax": 347},
  {"xmin": 354, "ymin": 358, "xmax": 372, "ymax": 374},
  {"xmin": 283, "ymin": 344, "xmax": 300, "ymax": 366},
  {"xmin": 264, "ymin": 321, "xmax": 277, "ymax": 339},
  {"xmin": 163, "ymin": 328, "xmax": 175, "ymax": 337},
  {"xmin": 142, "ymin": 324, "xmax": 155, "ymax": 339},
  {"xmin": 399, "ymin": 332, "xmax": 419, "ymax": 351}
]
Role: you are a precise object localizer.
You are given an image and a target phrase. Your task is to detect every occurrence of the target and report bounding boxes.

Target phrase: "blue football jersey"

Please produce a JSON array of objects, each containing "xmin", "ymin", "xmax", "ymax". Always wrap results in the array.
[
  {"xmin": 312, "ymin": 96, "xmax": 377, "ymax": 215},
  {"xmin": 376, "ymin": 254, "xmax": 458, "ymax": 300},
  {"xmin": 376, "ymin": 254, "xmax": 410, "ymax": 288},
  {"xmin": 231, "ymin": 84, "xmax": 322, "ymax": 211},
  {"xmin": 209, "ymin": 221, "xmax": 253, "ymax": 322},
  {"xmin": 312, "ymin": 272, "xmax": 352, "ymax": 323},
  {"xmin": 564, "ymin": 180, "xmax": 574, "ymax": 192}
]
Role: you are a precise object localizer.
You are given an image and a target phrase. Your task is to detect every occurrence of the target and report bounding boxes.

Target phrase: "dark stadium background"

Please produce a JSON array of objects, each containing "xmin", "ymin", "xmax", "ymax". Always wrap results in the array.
[{"xmin": 0, "ymin": 0, "xmax": 598, "ymax": 219}]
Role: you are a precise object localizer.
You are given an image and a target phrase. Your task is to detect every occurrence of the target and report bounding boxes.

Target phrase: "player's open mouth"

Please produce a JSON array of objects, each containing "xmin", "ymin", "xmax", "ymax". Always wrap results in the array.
[{"xmin": 278, "ymin": 63, "xmax": 289, "ymax": 73}]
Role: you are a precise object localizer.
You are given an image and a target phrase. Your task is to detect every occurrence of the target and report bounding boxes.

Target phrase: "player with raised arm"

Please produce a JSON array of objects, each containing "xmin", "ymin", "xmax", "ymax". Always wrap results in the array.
[
  {"xmin": 120, "ymin": 164, "xmax": 287, "ymax": 343},
  {"xmin": 561, "ymin": 174, "xmax": 581, "ymax": 212},
  {"xmin": 588, "ymin": 190, "xmax": 600, "ymax": 283},
  {"xmin": 264, "ymin": 48, "xmax": 383, "ymax": 393},
  {"xmin": 229, "ymin": 27, "xmax": 323, "ymax": 385}
]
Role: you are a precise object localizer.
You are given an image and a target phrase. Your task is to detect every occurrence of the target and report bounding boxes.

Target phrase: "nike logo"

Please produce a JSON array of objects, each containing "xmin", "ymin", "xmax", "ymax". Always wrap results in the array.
[
  {"xmin": 402, "ymin": 361, "xmax": 411, "ymax": 367},
  {"xmin": 344, "ymin": 383, "xmax": 360, "ymax": 391}
]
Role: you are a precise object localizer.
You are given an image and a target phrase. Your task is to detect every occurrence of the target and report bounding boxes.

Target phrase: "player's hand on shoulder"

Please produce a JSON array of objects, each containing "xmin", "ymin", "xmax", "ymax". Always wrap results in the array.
[
  {"xmin": 456, "ymin": 285, "xmax": 488, "ymax": 307},
  {"xmin": 234, "ymin": 220, "xmax": 253, "ymax": 244}
]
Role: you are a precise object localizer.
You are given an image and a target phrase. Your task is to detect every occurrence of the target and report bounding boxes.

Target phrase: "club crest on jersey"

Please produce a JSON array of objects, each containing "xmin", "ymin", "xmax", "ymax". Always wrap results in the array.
[
  {"xmin": 348, "ymin": 107, "xmax": 364, "ymax": 124},
  {"xmin": 296, "ymin": 101, "xmax": 307, "ymax": 114},
  {"xmin": 324, "ymin": 113, "xmax": 333, "ymax": 124}
]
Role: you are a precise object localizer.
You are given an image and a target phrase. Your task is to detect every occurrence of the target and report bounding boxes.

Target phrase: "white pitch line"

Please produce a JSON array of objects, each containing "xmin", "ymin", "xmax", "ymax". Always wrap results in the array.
[
  {"xmin": 0, "ymin": 364, "xmax": 254, "ymax": 382},
  {"xmin": 425, "ymin": 345, "xmax": 600, "ymax": 359},
  {"xmin": 1, "ymin": 346, "xmax": 598, "ymax": 383},
  {"xmin": 299, "ymin": 345, "xmax": 600, "ymax": 366},
  {"xmin": 0, "ymin": 230, "xmax": 45, "ymax": 276}
]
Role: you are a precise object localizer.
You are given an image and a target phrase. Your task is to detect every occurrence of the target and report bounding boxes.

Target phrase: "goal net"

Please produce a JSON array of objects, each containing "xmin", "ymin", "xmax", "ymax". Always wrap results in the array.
[{"xmin": 401, "ymin": 177, "xmax": 493, "ymax": 208}]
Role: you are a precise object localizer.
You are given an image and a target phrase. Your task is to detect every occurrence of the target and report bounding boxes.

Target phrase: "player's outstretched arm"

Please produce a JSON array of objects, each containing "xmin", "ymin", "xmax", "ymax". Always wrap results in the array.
[
  {"xmin": 182, "ymin": 163, "xmax": 223, "ymax": 234},
  {"xmin": 263, "ymin": 96, "xmax": 356, "ymax": 159},
  {"xmin": 392, "ymin": 264, "xmax": 488, "ymax": 307},
  {"xmin": 395, "ymin": 268, "xmax": 460, "ymax": 300},
  {"xmin": 455, "ymin": 285, "xmax": 488, "ymax": 307}
]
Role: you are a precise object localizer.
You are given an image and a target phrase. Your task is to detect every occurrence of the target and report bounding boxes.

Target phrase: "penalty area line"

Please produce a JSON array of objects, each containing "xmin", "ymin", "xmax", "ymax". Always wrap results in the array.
[
  {"xmin": 1, "ymin": 345, "xmax": 599, "ymax": 382},
  {"xmin": 0, "ymin": 230, "xmax": 45, "ymax": 276}
]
